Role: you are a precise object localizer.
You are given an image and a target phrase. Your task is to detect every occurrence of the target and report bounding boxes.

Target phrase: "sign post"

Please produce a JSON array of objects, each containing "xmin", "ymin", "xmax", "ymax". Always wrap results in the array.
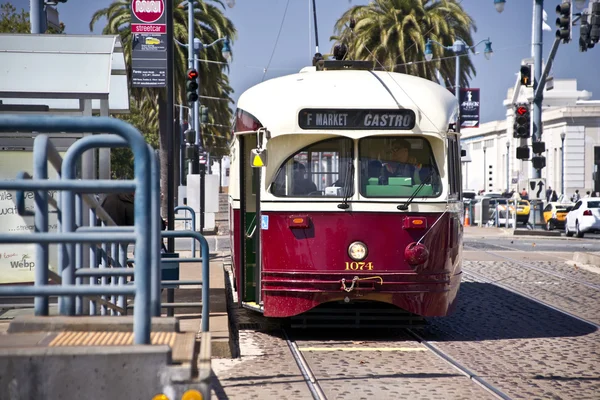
[{"xmin": 130, "ymin": 0, "xmax": 167, "ymax": 87}]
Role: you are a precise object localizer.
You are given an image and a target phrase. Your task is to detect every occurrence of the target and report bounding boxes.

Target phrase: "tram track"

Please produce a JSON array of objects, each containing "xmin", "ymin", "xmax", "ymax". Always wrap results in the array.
[
  {"xmin": 480, "ymin": 250, "xmax": 600, "ymax": 291},
  {"xmin": 284, "ymin": 326, "xmax": 511, "ymax": 400},
  {"xmin": 405, "ymin": 328, "xmax": 512, "ymax": 400},
  {"xmin": 463, "ymin": 268, "xmax": 600, "ymax": 330},
  {"xmin": 283, "ymin": 330, "xmax": 328, "ymax": 400}
]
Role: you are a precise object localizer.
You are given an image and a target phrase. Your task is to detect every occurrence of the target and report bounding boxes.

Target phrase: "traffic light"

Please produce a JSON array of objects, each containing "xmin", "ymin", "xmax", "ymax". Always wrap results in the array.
[
  {"xmin": 532, "ymin": 156, "xmax": 546, "ymax": 170},
  {"xmin": 200, "ymin": 105, "xmax": 209, "ymax": 124},
  {"xmin": 185, "ymin": 128, "xmax": 196, "ymax": 159},
  {"xmin": 186, "ymin": 69, "xmax": 199, "ymax": 103},
  {"xmin": 590, "ymin": 2, "xmax": 600, "ymax": 44},
  {"xmin": 580, "ymin": 14, "xmax": 592, "ymax": 52},
  {"xmin": 556, "ymin": 1, "xmax": 572, "ymax": 44},
  {"xmin": 516, "ymin": 146, "xmax": 530, "ymax": 160},
  {"xmin": 513, "ymin": 103, "xmax": 531, "ymax": 138},
  {"xmin": 520, "ymin": 65, "xmax": 532, "ymax": 87},
  {"xmin": 532, "ymin": 141, "xmax": 545, "ymax": 154}
]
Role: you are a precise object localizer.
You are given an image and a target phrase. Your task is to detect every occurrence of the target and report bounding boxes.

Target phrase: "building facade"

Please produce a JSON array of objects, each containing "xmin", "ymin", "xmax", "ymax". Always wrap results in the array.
[{"xmin": 461, "ymin": 79, "xmax": 600, "ymax": 199}]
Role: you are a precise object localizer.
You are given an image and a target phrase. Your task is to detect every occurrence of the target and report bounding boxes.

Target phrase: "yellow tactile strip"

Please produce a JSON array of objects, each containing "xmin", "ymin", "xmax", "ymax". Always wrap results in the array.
[{"xmin": 48, "ymin": 331, "xmax": 176, "ymax": 347}]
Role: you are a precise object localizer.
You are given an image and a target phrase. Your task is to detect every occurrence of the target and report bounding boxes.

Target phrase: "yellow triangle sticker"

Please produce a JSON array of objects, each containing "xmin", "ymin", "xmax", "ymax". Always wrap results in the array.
[{"xmin": 252, "ymin": 154, "xmax": 264, "ymax": 167}]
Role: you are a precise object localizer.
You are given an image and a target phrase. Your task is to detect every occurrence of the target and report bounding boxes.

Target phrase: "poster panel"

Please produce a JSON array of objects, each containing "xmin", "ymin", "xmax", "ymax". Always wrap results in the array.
[{"xmin": 0, "ymin": 152, "xmax": 60, "ymax": 284}]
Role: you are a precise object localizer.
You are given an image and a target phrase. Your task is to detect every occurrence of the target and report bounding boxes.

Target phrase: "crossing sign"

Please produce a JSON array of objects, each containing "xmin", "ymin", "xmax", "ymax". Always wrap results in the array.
[{"xmin": 528, "ymin": 178, "xmax": 546, "ymax": 200}]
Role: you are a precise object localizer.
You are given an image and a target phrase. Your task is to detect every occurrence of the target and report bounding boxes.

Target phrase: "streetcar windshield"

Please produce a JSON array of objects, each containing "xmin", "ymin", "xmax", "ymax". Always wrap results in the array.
[
  {"xmin": 271, "ymin": 138, "xmax": 354, "ymax": 197},
  {"xmin": 358, "ymin": 137, "xmax": 442, "ymax": 198}
]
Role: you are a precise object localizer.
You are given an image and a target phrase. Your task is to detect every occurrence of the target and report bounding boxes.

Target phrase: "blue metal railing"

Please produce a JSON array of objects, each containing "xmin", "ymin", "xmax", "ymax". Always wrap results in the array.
[
  {"xmin": 174, "ymin": 205, "xmax": 197, "ymax": 257},
  {"xmin": 0, "ymin": 116, "xmax": 153, "ymax": 345}
]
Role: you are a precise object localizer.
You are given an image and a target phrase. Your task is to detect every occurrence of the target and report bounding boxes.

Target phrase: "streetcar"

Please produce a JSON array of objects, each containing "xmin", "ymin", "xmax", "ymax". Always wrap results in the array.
[{"xmin": 228, "ymin": 59, "xmax": 463, "ymax": 321}]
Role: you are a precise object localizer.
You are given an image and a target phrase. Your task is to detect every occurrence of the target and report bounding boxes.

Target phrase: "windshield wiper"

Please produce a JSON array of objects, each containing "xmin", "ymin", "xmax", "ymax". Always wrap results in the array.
[
  {"xmin": 338, "ymin": 161, "xmax": 354, "ymax": 210},
  {"xmin": 397, "ymin": 170, "xmax": 434, "ymax": 211}
]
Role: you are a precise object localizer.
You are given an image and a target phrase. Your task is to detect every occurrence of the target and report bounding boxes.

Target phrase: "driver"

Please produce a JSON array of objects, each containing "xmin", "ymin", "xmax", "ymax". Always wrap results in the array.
[{"xmin": 379, "ymin": 138, "xmax": 422, "ymax": 185}]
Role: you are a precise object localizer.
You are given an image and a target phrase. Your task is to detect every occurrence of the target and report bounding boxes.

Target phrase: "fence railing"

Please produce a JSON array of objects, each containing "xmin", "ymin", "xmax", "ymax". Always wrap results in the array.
[{"xmin": 0, "ymin": 116, "xmax": 211, "ymax": 345}]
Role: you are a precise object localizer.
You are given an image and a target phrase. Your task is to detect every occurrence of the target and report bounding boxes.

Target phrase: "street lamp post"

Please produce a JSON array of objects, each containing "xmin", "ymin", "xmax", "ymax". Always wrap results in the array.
[
  {"xmin": 483, "ymin": 145, "xmax": 487, "ymax": 193},
  {"xmin": 506, "ymin": 140, "xmax": 510, "ymax": 193},
  {"xmin": 561, "ymin": 132, "xmax": 566, "ymax": 196},
  {"xmin": 424, "ymin": 37, "xmax": 493, "ymax": 133}
]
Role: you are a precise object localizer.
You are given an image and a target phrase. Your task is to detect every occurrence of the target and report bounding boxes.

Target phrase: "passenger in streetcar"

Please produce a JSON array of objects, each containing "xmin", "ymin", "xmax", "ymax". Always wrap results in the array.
[{"xmin": 292, "ymin": 162, "xmax": 317, "ymax": 195}]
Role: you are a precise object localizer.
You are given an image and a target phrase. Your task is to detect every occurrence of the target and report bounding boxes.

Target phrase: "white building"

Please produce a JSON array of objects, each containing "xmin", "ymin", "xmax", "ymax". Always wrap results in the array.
[{"xmin": 461, "ymin": 79, "xmax": 600, "ymax": 199}]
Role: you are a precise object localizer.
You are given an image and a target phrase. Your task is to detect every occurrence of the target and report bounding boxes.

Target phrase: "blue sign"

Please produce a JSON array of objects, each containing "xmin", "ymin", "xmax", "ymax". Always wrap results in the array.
[{"xmin": 261, "ymin": 215, "xmax": 269, "ymax": 230}]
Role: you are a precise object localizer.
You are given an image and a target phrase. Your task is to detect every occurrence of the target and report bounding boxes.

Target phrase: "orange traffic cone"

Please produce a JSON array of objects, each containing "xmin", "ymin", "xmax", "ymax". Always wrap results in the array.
[{"xmin": 464, "ymin": 208, "xmax": 470, "ymax": 226}]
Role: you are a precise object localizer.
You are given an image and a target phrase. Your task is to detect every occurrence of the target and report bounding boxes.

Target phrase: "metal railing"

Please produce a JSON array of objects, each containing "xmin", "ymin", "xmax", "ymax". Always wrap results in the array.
[
  {"xmin": 174, "ymin": 205, "xmax": 197, "ymax": 257},
  {"xmin": 0, "ymin": 116, "xmax": 154, "ymax": 344}
]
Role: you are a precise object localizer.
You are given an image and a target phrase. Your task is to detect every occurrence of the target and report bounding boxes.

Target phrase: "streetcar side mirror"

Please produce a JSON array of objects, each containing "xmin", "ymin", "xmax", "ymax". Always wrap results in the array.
[{"xmin": 461, "ymin": 149, "xmax": 466, "ymax": 157}]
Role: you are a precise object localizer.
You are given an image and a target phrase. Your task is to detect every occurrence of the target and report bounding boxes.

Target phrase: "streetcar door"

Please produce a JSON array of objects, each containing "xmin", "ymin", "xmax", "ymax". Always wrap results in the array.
[{"xmin": 239, "ymin": 133, "xmax": 261, "ymax": 306}]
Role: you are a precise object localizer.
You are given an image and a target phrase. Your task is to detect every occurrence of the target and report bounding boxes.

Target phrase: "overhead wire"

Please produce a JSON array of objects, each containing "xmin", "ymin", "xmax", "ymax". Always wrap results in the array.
[{"xmin": 261, "ymin": 0, "xmax": 291, "ymax": 82}]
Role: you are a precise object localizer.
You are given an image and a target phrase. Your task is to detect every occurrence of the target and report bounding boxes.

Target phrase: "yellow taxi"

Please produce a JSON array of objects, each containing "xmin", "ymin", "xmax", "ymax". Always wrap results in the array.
[
  {"xmin": 516, "ymin": 200, "xmax": 530, "ymax": 225},
  {"xmin": 543, "ymin": 202, "xmax": 574, "ymax": 230}
]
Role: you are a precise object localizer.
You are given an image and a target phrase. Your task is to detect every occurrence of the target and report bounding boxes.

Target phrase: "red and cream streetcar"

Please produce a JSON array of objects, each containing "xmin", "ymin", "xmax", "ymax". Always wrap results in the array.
[{"xmin": 228, "ymin": 60, "xmax": 463, "ymax": 322}]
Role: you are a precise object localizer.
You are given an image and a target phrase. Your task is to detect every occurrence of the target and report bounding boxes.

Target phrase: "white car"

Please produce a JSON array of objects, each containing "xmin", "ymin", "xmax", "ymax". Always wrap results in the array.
[{"xmin": 565, "ymin": 198, "xmax": 600, "ymax": 238}]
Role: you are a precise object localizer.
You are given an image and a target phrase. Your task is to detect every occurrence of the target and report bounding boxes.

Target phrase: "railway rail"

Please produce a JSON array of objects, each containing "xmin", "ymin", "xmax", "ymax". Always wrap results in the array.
[{"xmin": 284, "ymin": 327, "xmax": 512, "ymax": 400}]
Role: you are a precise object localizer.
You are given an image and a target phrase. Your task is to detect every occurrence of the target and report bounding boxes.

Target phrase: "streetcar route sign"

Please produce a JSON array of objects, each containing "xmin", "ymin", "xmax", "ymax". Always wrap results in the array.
[
  {"xmin": 131, "ymin": 0, "xmax": 167, "ymax": 87},
  {"xmin": 299, "ymin": 109, "xmax": 416, "ymax": 130}
]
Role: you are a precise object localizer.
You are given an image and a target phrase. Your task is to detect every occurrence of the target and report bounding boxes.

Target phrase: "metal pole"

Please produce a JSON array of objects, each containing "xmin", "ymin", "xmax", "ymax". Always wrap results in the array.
[
  {"xmin": 179, "ymin": 105, "xmax": 184, "ymax": 185},
  {"xmin": 561, "ymin": 137, "xmax": 565, "ymax": 196},
  {"xmin": 455, "ymin": 53, "xmax": 461, "ymax": 134},
  {"xmin": 166, "ymin": 0, "xmax": 176, "ymax": 252},
  {"xmin": 194, "ymin": 56, "xmax": 201, "ymax": 160},
  {"xmin": 30, "ymin": 0, "xmax": 45, "ymax": 33},
  {"xmin": 483, "ymin": 147, "xmax": 487, "ymax": 192},
  {"xmin": 506, "ymin": 142, "xmax": 510, "ymax": 193},
  {"xmin": 532, "ymin": 0, "xmax": 543, "ymax": 180},
  {"xmin": 189, "ymin": 0, "xmax": 200, "ymax": 175}
]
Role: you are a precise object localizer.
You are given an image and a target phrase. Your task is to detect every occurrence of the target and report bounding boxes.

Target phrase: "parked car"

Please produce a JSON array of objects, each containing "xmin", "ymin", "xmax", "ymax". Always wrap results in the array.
[
  {"xmin": 543, "ymin": 202, "xmax": 573, "ymax": 230},
  {"xmin": 565, "ymin": 198, "xmax": 600, "ymax": 238},
  {"xmin": 516, "ymin": 200, "xmax": 531, "ymax": 225}
]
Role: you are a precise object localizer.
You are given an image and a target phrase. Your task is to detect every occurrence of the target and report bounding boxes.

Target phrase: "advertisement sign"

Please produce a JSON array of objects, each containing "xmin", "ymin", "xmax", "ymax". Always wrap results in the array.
[
  {"xmin": 131, "ymin": 0, "xmax": 167, "ymax": 87},
  {"xmin": 459, "ymin": 88, "xmax": 480, "ymax": 129},
  {"xmin": 0, "ymin": 152, "xmax": 59, "ymax": 284}
]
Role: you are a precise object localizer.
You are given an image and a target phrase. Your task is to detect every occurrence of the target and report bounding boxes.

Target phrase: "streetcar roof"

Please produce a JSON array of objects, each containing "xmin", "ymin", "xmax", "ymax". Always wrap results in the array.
[{"xmin": 236, "ymin": 68, "xmax": 458, "ymax": 138}]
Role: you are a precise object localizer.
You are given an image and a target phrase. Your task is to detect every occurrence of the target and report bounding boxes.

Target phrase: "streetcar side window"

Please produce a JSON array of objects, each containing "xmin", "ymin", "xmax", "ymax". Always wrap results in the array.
[
  {"xmin": 271, "ymin": 138, "xmax": 354, "ymax": 197},
  {"xmin": 358, "ymin": 137, "xmax": 442, "ymax": 198},
  {"xmin": 447, "ymin": 136, "xmax": 460, "ymax": 199}
]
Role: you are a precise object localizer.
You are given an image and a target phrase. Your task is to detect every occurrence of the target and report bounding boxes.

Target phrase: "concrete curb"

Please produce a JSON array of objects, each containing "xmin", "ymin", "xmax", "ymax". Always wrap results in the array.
[
  {"xmin": 513, "ymin": 229, "xmax": 562, "ymax": 237},
  {"xmin": 7, "ymin": 315, "xmax": 179, "ymax": 333},
  {"xmin": 573, "ymin": 252, "xmax": 600, "ymax": 268}
]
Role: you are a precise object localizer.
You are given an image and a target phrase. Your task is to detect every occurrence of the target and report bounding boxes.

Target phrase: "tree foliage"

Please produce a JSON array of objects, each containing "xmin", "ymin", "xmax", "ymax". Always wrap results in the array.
[
  {"xmin": 0, "ymin": 3, "xmax": 65, "ymax": 34},
  {"xmin": 90, "ymin": 0, "xmax": 237, "ymax": 215},
  {"xmin": 332, "ymin": 0, "xmax": 477, "ymax": 91}
]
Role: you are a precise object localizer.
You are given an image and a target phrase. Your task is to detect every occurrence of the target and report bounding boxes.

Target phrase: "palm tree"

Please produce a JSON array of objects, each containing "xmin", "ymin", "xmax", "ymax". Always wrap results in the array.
[
  {"xmin": 90, "ymin": 0, "xmax": 236, "ymax": 215},
  {"xmin": 331, "ymin": 0, "xmax": 477, "ymax": 91}
]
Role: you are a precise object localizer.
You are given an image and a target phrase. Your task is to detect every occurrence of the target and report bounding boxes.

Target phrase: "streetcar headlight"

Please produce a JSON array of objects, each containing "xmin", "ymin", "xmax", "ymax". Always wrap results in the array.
[{"xmin": 348, "ymin": 241, "xmax": 368, "ymax": 261}]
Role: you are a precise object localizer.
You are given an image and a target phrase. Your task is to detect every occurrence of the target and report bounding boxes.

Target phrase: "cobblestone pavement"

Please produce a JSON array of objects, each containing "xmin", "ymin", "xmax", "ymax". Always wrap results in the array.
[
  {"xmin": 464, "ymin": 260, "xmax": 600, "ymax": 325},
  {"xmin": 292, "ymin": 331, "xmax": 495, "ymax": 400},
  {"xmin": 211, "ymin": 330, "xmax": 312, "ymax": 400},
  {"xmin": 212, "ymin": 260, "xmax": 599, "ymax": 399},
  {"xmin": 421, "ymin": 274, "xmax": 600, "ymax": 399}
]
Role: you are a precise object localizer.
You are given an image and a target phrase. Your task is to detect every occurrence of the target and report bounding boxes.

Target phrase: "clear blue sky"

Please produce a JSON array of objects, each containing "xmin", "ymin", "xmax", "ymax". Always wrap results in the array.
[{"xmin": 7, "ymin": 0, "xmax": 600, "ymax": 123}]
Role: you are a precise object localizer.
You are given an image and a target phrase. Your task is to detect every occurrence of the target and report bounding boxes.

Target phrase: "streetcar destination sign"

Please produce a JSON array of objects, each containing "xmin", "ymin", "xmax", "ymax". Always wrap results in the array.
[{"xmin": 298, "ymin": 109, "xmax": 416, "ymax": 130}]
